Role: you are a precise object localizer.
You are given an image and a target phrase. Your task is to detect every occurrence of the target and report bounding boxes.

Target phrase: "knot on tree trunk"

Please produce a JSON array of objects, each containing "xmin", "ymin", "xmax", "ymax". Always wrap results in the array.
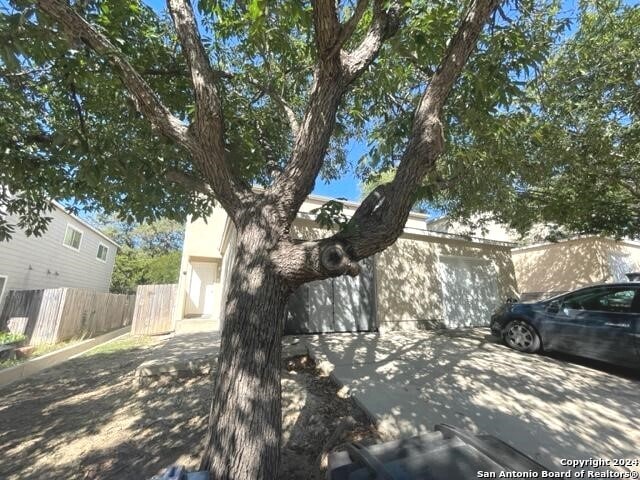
[{"xmin": 320, "ymin": 243, "xmax": 360, "ymax": 277}]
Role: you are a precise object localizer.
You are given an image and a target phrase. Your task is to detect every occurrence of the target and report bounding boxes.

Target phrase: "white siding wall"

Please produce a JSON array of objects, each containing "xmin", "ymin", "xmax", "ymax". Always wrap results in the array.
[{"xmin": 0, "ymin": 206, "xmax": 117, "ymax": 304}]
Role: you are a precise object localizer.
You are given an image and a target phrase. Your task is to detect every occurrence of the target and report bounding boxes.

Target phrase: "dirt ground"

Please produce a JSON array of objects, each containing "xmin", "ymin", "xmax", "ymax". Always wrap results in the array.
[{"xmin": 0, "ymin": 337, "xmax": 379, "ymax": 479}]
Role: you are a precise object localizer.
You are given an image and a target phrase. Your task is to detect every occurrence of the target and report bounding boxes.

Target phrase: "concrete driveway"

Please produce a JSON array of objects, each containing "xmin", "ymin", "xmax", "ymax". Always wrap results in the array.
[{"xmin": 303, "ymin": 329, "xmax": 640, "ymax": 472}]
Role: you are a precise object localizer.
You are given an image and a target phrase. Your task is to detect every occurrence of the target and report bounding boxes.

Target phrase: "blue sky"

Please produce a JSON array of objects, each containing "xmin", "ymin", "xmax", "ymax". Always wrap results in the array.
[{"xmin": 314, "ymin": 140, "xmax": 365, "ymax": 201}]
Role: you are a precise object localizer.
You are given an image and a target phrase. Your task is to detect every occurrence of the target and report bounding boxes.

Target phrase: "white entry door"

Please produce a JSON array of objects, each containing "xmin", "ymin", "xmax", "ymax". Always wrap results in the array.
[
  {"xmin": 438, "ymin": 256, "xmax": 500, "ymax": 328},
  {"xmin": 186, "ymin": 261, "xmax": 217, "ymax": 317}
]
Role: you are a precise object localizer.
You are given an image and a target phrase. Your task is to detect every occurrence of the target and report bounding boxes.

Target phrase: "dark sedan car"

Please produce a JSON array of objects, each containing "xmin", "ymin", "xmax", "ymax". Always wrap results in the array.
[{"xmin": 490, "ymin": 283, "xmax": 640, "ymax": 367}]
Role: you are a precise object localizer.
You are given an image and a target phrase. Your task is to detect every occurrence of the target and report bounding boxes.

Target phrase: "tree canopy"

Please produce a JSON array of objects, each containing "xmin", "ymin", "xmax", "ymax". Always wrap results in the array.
[
  {"xmin": 1, "ymin": 0, "xmax": 562, "ymax": 239},
  {"xmin": 110, "ymin": 249, "xmax": 181, "ymax": 293},
  {"xmin": 0, "ymin": 1, "xmax": 596, "ymax": 477},
  {"xmin": 88, "ymin": 215, "xmax": 183, "ymax": 293},
  {"xmin": 94, "ymin": 214, "xmax": 183, "ymax": 251},
  {"xmin": 382, "ymin": 0, "xmax": 639, "ymax": 239}
]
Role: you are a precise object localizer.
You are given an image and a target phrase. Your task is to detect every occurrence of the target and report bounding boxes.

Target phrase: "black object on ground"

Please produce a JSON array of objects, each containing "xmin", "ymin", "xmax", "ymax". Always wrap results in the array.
[{"xmin": 327, "ymin": 424, "xmax": 548, "ymax": 480}]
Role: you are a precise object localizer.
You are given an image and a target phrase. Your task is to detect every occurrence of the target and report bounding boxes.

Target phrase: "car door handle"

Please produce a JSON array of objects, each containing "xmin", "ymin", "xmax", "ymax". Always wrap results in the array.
[{"xmin": 604, "ymin": 322, "xmax": 630, "ymax": 328}]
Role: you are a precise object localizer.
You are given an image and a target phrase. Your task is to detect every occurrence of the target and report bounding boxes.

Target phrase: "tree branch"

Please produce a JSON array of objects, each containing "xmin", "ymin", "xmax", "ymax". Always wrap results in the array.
[
  {"xmin": 36, "ymin": 0, "xmax": 192, "ymax": 150},
  {"xmin": 344, "ymin": 0, "xmax": 501, "ymax": 258},
  {"xmin": 273, "ymin": 237, "xmax": 361, "ymax": 286},
  {"xmin": 326, "ymin": 0, "xmax": 369, "ymax": 59},
  {"xmin": 166, "ymin": 169, "xmax": 213, "ymax": 195},
  {"xmin": 619, "ymin": 179, "xmax": 640, "ymax": 200},
  {"xmin": 341, "ymin": 0, "xmax": 402, "ymax": 83},
  {"xmin": 312, "ymin": 0, "xmax": 341, "ymax": 58},
  {"xmin": 166, "ymin": 0, "xmax": 224, "ymax": 161},
  {"xmin": 275, "ymin": 0, "xmax": 501, "ymax": 282},
  {"xmin": 241, "ymin": 76, "xmax": 300, "ymax": 136},
  {"xmin": 278, "ymin": 100, "xmax": 300, "ymax": 138},
  {"xmin": 35, "ymin": 0, "xmax": 247, "ymax": 216},
  {"xmin": 266, "ymin": 73, "xmax": 344, "ymax": 228},
  {"xmin": 143, "ymin": 66, "xmax": 233, "ymax": 80},
  {"xmin": 67, "ymin": 80, "xmax": 90, "ymax": 152},
  {"xmin": 165, "ymin": 0, "xmax": 249, "ymax": 214},
  {"xmin": 0, "ymin": 66, "xmax": 52, "ymax": 78},
  {"xmin": 20, "ymin": 132, "xmax": 54, "ymax": 145},
  {"xmin": 268, "ymin": 1, "xmax": 402, "ymax": 229},
  {"xmin": 144, "ymin": 63, "xmax": 297, "ymax": 139}
]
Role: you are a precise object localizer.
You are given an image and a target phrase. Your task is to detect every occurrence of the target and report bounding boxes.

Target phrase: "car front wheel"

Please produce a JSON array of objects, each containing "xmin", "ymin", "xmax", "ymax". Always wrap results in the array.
[{"xmin": 503, "ymin": 320, "xmax": 541, "ymax": 353}]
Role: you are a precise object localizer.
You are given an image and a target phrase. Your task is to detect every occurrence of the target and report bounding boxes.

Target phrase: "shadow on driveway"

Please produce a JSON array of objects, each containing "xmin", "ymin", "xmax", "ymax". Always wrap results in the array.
[{"xmin": 304, "ymin": 328, "xmax": 640, "ymax": 472}]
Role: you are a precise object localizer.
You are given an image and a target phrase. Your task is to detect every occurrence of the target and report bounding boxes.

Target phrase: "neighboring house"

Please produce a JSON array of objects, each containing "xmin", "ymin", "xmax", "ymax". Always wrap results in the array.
[
  {"xmin": 0, "ymin": 201, "xmax": 118, "ymax": 307},
  {"xmin": 175, "ymin": 194, "xmax": 518, "ymax": 333},
  {"xmin": 512, "ymin": 236, "xmax": 640, "ymax": 300},
  {"xmin": 428, "ymin": 214, "xmax": 640, "ymax": 300}
]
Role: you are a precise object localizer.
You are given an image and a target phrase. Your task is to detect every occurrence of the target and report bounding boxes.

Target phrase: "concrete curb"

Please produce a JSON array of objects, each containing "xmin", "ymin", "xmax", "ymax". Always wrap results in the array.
[
  {"xmin": 0, "ymin": 326, "xmax": 131, "ymax": 389},
  {"xmin": 302, "ymin": 337, "xmax": 380, "ymax": 428},
  {"xmin": 134, "ymin": 355, "xmax": 217, "ymax": 384}
]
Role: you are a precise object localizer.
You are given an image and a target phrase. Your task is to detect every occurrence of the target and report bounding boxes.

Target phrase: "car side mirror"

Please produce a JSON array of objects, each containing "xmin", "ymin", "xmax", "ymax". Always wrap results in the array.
[{"xmin": 547, "ymin": 300, "xmax": 560, "ymax": 313}]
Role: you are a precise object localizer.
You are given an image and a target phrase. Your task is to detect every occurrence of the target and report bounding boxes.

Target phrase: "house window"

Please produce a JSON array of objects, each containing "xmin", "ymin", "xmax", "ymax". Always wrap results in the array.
[
  {"xmin": 63, "ymin": 224, "xmax": 83, "ymax": 251},
  {"xmin": 97, "ymin": 243, "xmax": 109, "ymax": 262}
]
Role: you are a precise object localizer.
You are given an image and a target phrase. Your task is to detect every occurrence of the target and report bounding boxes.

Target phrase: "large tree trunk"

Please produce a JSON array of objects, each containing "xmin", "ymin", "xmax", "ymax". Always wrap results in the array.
[{"xmin": 199, "ymin": 227, "xmax": 291, "ymax": 480}]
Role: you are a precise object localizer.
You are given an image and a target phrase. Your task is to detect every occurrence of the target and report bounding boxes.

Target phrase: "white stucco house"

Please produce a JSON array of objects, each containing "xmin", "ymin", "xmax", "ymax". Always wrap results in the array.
[
  {"xmin": 174, "ymin": 194, "xmax": 519, "ymax": 334},
  {"xmin": 0, "ymin": 201, "xmax": 118, "ymax": 307}
]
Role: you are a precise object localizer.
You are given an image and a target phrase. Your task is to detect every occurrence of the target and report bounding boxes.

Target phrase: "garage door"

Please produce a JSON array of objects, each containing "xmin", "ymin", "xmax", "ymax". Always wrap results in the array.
[
  {"xmin": 609, "ymin": 252, "xmax": 639, "ymax": 282},
  {"xmin": 438, "ymin": 256, "xmax": 500, "ymax": 328},
  {"xmin": 285, "ymin": 257, "xmax": 375, "ymax": 334}
]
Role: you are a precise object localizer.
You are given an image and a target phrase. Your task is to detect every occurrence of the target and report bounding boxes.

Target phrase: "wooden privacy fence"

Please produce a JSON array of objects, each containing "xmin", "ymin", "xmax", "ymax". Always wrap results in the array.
[
  {"xmin": 0, "ymin": 288, "xmax": 135, "ymax": 346},
  {"xmin": 131, "ymin": 284, "xmax": 177, "ymax": 335}
]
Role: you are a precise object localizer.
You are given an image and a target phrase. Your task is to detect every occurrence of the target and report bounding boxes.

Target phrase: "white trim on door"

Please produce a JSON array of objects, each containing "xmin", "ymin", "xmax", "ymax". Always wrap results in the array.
[{"xmin": 0, "ymin": 275, "xmax": 8, "ymax": 304}]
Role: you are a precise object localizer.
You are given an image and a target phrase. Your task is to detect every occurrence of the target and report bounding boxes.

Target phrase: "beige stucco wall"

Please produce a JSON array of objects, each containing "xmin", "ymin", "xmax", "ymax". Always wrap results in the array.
[
  {"xmin": 174, "ymin": 208, "xmax": 228, "ymax": 321},
  {"xmin": 181, "ymin": 208, "xmax": 227, "ymax": 259},
  {"xmin": 513, "ymin": 238, "xmax": 607, "ymax": 295},
  {"xmin": 512, "ymin": 237, "xmax": 640, "ymax": 296},
  {"xmin": 292, "ymin": 218, "xmax": 517, "ymax": 331},
  {"xmin": 375, "ymin": 234, "xmax": 516, "ymax": 331},
  {"xmin": 298, "ymin": 195, "xmax": 427, "ymax": 230},
  {"xmin": 176, "ymin": 198, "xmax": 518, "ymax": 331}
]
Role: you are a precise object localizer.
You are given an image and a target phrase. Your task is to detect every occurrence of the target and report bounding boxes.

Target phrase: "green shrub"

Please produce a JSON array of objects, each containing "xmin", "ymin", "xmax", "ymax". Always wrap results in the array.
[{"xmin": 0, "ymin": 332, "xmax": 26, "ymax": 345}]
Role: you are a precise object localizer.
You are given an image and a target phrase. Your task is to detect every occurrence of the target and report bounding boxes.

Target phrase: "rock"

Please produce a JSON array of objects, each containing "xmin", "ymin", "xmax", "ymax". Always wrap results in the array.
[{"xmin": 15, "ymin": 346, "xmax": 35, "ymax": 359}]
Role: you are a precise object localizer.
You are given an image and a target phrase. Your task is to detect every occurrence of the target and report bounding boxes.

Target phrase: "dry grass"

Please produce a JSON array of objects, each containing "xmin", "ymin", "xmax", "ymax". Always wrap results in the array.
[
  {"xmin": 0, "ymin": 337, "xmax": 378, "ymax": 479},
  {"xmin": 0, "ymin": 339, "xmax": 82, "ymax": 370}
]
